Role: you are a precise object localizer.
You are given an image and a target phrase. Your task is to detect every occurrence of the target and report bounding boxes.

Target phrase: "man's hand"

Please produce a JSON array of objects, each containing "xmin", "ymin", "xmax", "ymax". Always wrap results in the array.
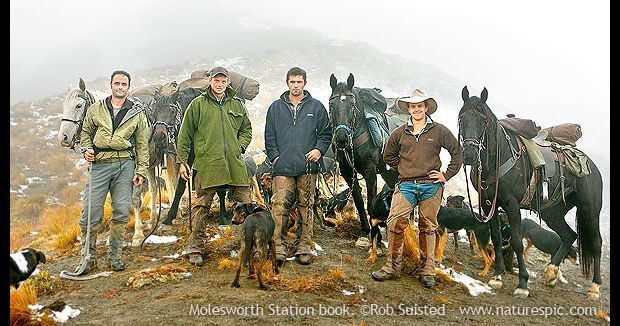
[
  {"xmin": 84, "ymin": 148, "xmax": 95, "ymax": 162},
  {"xmin": 305, "ymin": 149, "xmax": 322, "ymax": 162},
  {"xmin": 133, "ymin": 174, "xmax": 145, "ymax": 187},
  {"xmin": 429, "ymin": 170, "xmax": 446, "ymax": 183},
  {"xmin": 180, "ymin": 163, "xmax": 192, "ymax": 181}
]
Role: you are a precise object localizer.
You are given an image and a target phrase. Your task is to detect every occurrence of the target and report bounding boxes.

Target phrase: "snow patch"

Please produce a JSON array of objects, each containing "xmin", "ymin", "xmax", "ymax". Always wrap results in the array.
[{"xmin": 144, "ymin": 235, "xmax": 178, "ymax": 244}]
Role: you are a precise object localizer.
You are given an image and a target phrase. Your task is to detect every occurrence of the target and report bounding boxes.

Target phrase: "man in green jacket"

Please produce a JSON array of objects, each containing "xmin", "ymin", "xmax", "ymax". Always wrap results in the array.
[
  {"xmin": 177, "ymin": 66, "xmax": 253, "ymax": 266},
  {"xmin": 79, "ymin": 70, "xmax": 150, "ymax": 273}
]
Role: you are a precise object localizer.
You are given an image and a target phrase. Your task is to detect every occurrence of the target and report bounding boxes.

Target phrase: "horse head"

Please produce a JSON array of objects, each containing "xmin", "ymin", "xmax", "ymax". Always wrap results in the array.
[
  {"xmin": 458, "ymin": 86, "xmax": 498, "ymax": 165},
  {"xmin": 151, "ymin": 89, "xmax": 180, "ymax": 153},
  {"xmin": 58, "ymin": 77, "xmax": 95, "ymax": 149},
  {"xmin": 151, "ymin": 87, "xmax": 202, "ymax": 154},
  {"xmin": 329, "ymin": 73, "xmax": 357, "ymax": 150}
]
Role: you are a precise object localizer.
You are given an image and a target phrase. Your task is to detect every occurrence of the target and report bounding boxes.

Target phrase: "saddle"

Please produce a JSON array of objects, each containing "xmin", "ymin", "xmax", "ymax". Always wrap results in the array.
[{"xmin": 352, "ymin": 87, "xmax": 390, "ymax": 149}]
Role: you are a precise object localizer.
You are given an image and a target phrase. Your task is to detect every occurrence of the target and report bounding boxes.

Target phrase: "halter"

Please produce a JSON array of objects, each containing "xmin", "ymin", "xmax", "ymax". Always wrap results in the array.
[
  {"xmin": 61, "ymin": 92, "xmax": 94, "ymax": 150},
  {"xmin": 329, "ymin": 93, "xmax": 358, "ymax": 151},
  {"xmin": 328, "ymin": 91, "xmax": 360, "ymax": 201},
  {"xmin": 151, "ymin": 98, "xmax": 183, "ymax": 163}
]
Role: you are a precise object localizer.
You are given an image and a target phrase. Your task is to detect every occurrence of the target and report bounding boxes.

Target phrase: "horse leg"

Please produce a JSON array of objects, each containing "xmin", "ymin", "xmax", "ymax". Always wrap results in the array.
[
  {"xmin": 146, "ymin": 167, "xmax": 159, "ymax": 230},
  {"xmin": 488, "ymin": 212, "xmax": 506, "ymax": 289},
  {"xmin": 131, "ymin": 183, "xmax": 146, "ymax": 247},
  {"xmin": 217, "ymin": 187, "xmax": 228, "ymax": 225},
  {"xmin": 503, "ymin": 201, "xmax": 529, "ymax": 298},
  {"xmin": 539, "ymin": 205, "xmax": 575, "ymax": 286},
  {"xmin": 163, "ymin": 155, "xmax": 178, "ymax": 204},
  {"xmin": 162, "ymin": 177, "xmax": 185, "ymax": 225},
  {"xmin": 352, "ymin": 177, "xmax": 370, "ymax": 244}
]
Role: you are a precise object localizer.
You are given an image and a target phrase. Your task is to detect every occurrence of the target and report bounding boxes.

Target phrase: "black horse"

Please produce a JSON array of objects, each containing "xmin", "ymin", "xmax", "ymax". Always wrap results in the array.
[
  {"xmin": 458, "ymin": 86, "xmax": 603, "ymax": 300},
  {"xmin": 328, "ymin": 73, "xmax": 399, "ymax": 248}
]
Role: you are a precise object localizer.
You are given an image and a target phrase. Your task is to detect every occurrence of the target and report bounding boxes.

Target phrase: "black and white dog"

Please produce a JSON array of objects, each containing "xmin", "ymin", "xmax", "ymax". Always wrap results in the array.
[{"xmin": 10, "ymin": 248, "xmax": 46, "ymax": 288}]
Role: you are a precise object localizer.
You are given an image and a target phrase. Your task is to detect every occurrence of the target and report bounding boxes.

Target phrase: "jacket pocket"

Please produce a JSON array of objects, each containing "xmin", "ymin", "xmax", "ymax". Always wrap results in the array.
[{"xmin": 226, "ymin": 109, "xmax": 244, "ymax": 130}]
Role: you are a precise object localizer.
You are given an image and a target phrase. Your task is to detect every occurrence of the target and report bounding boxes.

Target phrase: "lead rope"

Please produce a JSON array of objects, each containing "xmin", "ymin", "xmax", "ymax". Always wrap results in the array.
[{"xmin": 60, "ymin": 150, "xmax": 112, "ymax": 280}]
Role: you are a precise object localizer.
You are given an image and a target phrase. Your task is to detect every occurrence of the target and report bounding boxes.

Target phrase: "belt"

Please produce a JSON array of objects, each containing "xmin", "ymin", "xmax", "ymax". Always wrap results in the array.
[{"xmin": 401, "ymin": 179, "xmax": 437, "ymax": 184}]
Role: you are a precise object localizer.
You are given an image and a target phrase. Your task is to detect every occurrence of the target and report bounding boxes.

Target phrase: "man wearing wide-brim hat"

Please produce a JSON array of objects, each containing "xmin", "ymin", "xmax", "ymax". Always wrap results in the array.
[{"xmin": 371, "ymin": 88, "xmax": 462, "ymax": 288}]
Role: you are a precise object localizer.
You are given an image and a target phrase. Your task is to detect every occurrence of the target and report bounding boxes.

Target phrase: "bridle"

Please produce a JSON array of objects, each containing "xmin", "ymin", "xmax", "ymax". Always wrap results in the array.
[
  {"xmin": 458, "ymin": 105, "xmax": 500, "ymax": 223},
  {"xmin": 328, "ymin": 90, "xmax": 359, "ymax": 200},
  {"xmin": 151, "ymin": 98, "xmax": 183, "ymax": 162},
  {"xmin": 61, "ymin": 92, "xmax": 95, "ymax": 150},
  {"xmin": 458, "ymin": 104, "xmax": 524, "ymax": 223}
]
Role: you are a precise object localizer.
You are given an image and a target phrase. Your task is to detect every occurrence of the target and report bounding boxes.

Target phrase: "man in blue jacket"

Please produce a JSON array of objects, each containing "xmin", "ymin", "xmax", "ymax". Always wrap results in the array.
[{"xmin": 264, "ymin": 67, "xmax": 333, "ymax": 265}]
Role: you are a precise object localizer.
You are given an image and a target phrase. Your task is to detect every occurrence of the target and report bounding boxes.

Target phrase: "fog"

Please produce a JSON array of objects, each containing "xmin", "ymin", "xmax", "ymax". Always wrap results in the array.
[{"xmin": 10, "ymin": 0, "xmax": 609, "ymax": 160}]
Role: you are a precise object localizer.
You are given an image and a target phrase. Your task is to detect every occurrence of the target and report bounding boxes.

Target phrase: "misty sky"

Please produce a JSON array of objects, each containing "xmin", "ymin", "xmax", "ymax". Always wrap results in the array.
[{"xmin": 10, "ymin": 0, "xmax": 609, "ymax": 158}]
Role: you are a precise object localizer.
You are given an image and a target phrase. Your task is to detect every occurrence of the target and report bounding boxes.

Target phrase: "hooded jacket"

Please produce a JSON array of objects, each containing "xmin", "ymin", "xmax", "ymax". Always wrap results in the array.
[
  {"xmin": 176, "ymin": 86, "xmax": 252, "ymax": 188},
  {"xmin": 264, "ymin": 90, "xmax": 332, "ymax": 176},
  {"xmin": 79, "ymin": 97, "xmax": 150, "ymax": 178}
]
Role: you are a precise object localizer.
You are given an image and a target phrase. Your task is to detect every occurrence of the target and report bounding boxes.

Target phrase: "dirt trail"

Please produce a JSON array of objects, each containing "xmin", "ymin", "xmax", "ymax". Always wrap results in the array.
[{"xmin": 38, "ymin": 213, "xmax": 610, "ymax": 325}]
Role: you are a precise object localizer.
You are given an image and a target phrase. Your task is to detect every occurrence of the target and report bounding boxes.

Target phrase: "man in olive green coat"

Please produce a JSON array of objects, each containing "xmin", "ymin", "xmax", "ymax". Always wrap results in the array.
[
  {"xmin": 177, "ymin": 66, "xmax": 253, "ymax": 266},
  {"xmin": 79, "ymin": 70, "xmax": 150, "ymax": 273}
]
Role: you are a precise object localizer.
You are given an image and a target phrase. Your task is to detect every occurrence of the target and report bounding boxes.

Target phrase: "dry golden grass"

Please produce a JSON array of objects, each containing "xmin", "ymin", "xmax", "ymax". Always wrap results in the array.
[
  {"xmin": 11, "ymin": 195, "xmax": 48, "ymax": 220},
  {"xmin": 37, "ymin": 205, "xmax": 81, "ymax": 253},
  {"xmin": 281, "ymin": 268, "xmax": 349, "ymax": 294},
  {"xmin": 126, "ymin": 264, "xmax": 190, "ymax": 288},
  {"xmin": 402, "ymin": 220, "xmax": 420, "ymax": 264},
  {"xmin": 217, "ymin": 258, "xmax": 237, "ymax": 271},
  {"xmin": 10, "ymin": 222, "xmax": 32, "ymax": 252},
  {"xmin": 10, "ymin": 284, "xmax": 56, "ymax": 326}
]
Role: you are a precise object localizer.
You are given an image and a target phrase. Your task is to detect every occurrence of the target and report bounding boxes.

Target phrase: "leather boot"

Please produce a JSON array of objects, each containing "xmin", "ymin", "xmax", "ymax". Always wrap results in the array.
[
  {"xmin": 107, "ymin": 222, "xmax": 126, "ymax": 271},
  {"xmin": 372, "ymin": 230, "xmax": 404, "ymax": 281},
  {"xmin": 77, "ymin": 228, "xmax": 98, "ymax": 275},
  {"xmin": 419, "ymin": 231, "xmax": 437, "ymax": 288},
  {"xmin": 186, "ymin": 206, "xmax": 209, "ymax": 266}
]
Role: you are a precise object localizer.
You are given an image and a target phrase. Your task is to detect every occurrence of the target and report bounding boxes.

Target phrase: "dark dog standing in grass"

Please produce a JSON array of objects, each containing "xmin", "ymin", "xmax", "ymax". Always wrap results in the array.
[
  {"xmin": 231, "ymin": 203, "xmax": 279, "ymax": 290},
  {"xmin": 436, "ymin": 195, "xmax": 494, "ymax": 276}
]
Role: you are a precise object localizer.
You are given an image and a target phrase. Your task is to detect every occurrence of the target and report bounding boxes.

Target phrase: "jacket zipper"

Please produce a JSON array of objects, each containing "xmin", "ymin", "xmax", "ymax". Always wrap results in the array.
[{"xmin": 217, "ymin": 98, "xmax": 229, "ymax": 158}]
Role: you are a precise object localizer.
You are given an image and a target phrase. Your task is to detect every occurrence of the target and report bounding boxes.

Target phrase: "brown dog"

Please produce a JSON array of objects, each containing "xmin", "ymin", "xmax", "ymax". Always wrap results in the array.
[{"xmin": 231, "ymin": 203, "xmax": 279, "ymax": 290}]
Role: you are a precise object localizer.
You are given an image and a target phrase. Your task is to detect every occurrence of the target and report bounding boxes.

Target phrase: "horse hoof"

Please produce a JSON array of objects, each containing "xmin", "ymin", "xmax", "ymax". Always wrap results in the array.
[
  {"xmin": 513, "ymin": 288, "xmax": 529, "ymax": 298},
  {"xmin": 587, "ymin": 283, "xmax": 600, "ymax": 300},
  {"xmin": 355, "ymin": 237, "xmax": 371, "ymax": 249},
  {"xmin": 489, "ymin": 276, "xmax": 503, "ymax": 289},
  {"xmin": 131, "ymin": 238, "xmax": 144, "ymax": 247},
  {"xmin": 543, "ymin": 264, "xmax": 559, "ymax": 286}
]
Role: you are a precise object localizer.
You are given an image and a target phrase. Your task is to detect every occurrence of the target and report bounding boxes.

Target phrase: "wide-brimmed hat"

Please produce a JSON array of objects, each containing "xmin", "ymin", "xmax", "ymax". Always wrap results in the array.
[{"xmin": 397, "ymin": 88, "xmax": 437, "ymax": 115}]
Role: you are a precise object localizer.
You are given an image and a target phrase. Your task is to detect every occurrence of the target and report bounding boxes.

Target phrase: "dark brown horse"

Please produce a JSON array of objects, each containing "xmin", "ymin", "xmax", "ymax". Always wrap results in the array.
[
  {"xmin": 458, "ymin": 86, "xmax": 603, "ymax": 300},
  {"xmin": 328, "ymin": 73, "xmax": 399, "ymax": 249}
]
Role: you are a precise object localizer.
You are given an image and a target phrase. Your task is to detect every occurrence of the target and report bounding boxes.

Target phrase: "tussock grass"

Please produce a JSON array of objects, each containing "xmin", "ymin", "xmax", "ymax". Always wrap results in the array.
[
  {"xmin": 126, "ymin": 264, "xmax": 191, "ymax": 288},
  {"xmin": 10, "ymin": 284, "xmax": 56, "ymax": 326},
  {"xmin": 278, "ymin": 268, "xmax": 350, "ymax": 294},
  {"xmin": 10, "ymin": 223, "xmax": 32, "ymax": 252},
  {"xmin": 217, "ymin": 258, "xmax": 237, "ymax": 271}
]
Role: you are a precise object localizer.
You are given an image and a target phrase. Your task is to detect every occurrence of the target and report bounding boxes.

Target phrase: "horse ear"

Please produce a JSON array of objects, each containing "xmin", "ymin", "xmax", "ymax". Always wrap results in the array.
[
  {"xmin": 346, "ymin": 73, "xmax": 354, "ymax": 90},
  {"xmin": 461, "ymin": 86, "xmax": 469, "ymax": 102},
  {"xmin": 329, "ymin": 74, "xmax": 337, "ymax": 90},
  {"xmin": 480, "ymin": 87, "xmax": 488, "ymax": 103},
  {"xmin": 79, "ymin": 78, "xmax": 86, "ymax": 92}
]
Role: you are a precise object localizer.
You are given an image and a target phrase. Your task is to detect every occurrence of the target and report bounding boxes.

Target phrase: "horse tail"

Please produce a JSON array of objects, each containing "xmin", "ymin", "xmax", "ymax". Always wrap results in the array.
[{"xmin": 575, "ymin": 157, "xmax": 603, "ymax": 280}]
